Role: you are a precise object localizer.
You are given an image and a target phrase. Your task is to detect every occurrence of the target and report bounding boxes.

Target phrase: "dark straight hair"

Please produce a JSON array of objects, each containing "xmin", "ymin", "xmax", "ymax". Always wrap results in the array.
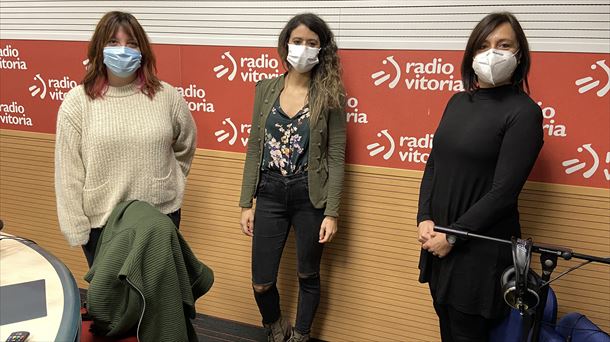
[{"xmin": 461, "ymin": 12, "xmax": 532, "ymax": 93}]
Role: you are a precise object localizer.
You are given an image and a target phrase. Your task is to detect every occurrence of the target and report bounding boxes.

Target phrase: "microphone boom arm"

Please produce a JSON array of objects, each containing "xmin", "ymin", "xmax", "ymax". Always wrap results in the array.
[
  {"xmin": 433, "ymin": 225, "xmax": 609, "ymax": 342},
  {"xmin": 434, "ymin": 226, "xmax": 610, "ymax": 264}
]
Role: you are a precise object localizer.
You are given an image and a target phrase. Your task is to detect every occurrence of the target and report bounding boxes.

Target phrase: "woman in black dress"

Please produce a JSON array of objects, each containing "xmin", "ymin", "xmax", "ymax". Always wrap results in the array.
[{"xmin": 416, "ymin": 12, "xmax": 543, "ymax": 342}]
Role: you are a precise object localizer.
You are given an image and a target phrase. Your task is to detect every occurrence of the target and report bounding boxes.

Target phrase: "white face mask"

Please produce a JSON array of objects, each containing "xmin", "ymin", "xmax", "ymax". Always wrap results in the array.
[
  {"xmin": 472, "ymin": 49, "xmax": 518, "ymax": 86},
  {"xmin": 287, "ymin": 44, "xmax": 320, "ymax": 73}
]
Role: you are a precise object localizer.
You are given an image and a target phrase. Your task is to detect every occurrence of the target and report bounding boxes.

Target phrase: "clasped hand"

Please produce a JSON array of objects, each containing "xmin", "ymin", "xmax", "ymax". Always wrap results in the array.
[{"xmin": 417, "ymin": 220, "xmax": 452, "ymax": 258}]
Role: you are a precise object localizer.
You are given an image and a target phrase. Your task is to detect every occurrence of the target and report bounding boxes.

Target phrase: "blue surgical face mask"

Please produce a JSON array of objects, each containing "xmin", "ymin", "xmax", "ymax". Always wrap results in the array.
[{"xmin": 103, "ymin": 46, "xmax": 142, "ymax": 78}]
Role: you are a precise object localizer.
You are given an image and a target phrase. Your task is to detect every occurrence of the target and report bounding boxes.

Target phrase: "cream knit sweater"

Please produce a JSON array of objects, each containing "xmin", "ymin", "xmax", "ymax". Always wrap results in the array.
[{"xmin": 54, "ymin": 81, "xmax": 196, "ymax": 246}]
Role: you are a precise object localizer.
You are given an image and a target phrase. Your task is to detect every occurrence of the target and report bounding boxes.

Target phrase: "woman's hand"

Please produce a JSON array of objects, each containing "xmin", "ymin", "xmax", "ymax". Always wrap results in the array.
[
  {"xmin": 422, "ymin": 233, "xmax": 453, "ymax": 258},
  {"xmin": 319, "ymin": 216, "xmax": 338, "ymax": 243},
  {"xmin": 240, "ymin": 208, "xmax": 254, "ymax": 237},
  {"xmin": 417, "ymin": 220, "xmax": 436, "ymax": 243}
]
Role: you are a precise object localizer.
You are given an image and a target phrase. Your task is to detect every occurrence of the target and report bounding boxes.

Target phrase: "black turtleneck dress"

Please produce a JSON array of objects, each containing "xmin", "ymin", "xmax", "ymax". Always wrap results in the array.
[{"xmin": 417, "ymin": 85, "xmax": 544, "ymax": 319}]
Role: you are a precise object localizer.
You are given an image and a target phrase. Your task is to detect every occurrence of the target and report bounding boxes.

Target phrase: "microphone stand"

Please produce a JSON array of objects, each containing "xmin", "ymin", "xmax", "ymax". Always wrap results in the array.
[{"xmin": 433, "ymin": 226, "xmax": 610, "ymax": 342}]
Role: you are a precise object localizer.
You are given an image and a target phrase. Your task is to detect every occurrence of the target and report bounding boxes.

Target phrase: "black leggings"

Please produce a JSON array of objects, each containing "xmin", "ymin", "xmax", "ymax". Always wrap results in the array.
[
  {"xmin": 82, "ymin": 209, "xmax": 181, "ymax": 267},
  {"xmin": 252, "ymin": 171, "xmax": 325, "ymax": 335}
]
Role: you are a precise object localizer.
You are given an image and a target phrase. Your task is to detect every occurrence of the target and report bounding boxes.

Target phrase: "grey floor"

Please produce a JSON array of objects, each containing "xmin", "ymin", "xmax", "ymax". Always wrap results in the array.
[
  {"xmin": 81, "ymin": 289, "xmax": 323, "ymax": 342},
  {"xmin": 192, "ymin": 314, "xmax": 267, "ymax": 342}
]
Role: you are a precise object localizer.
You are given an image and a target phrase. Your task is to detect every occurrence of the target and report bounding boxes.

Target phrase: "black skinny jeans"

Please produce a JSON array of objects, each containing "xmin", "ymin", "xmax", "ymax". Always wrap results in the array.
[
  {"xmin": 252, "ymin": 171, "xmax": 325, "ymax": 335},
  {"xmin": 82, "ymin": 209, "xmax": 181, "ymax": 267}
]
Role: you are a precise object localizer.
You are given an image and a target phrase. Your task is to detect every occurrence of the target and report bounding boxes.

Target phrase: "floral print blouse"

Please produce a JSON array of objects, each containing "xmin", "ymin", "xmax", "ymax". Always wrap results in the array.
[{"xmin": 261, "ymin": 98, "xmax": 310, "ymax": 176}]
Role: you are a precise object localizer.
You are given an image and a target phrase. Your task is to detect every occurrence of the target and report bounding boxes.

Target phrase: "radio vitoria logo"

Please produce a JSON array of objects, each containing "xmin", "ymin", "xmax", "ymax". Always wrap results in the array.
[
  {"xmin": 214, "ymin": 52, "xmax": 237, "ymax": 81},
  {"xmin": 175, "ymin": 84, "xmax": 215, "ymax": 113},
  {"xmin": 0, "ymin": 44, "xmax": 28, "ymax": 70},
  {"xmin": 367, "ymin": 129, "xmax": 395, "ymax": 160},
  {"xmin": 371, "ymin": 56, "xmax": 464, "ymax": 92},
  {"xmin": 214, "ymin": 117, "xmax": 251, "ymax": 147},
  {"xmin": 575, "ymin": 59, "xmax": 609, "ymax": 97},
  {"xmin": 0, "ymin": 101, "xmax": 31, "ymax": 126},
  {"xmin": 29, "ymin": 73, "xmax": 77, "ymax": 101},
  {"xmin": 562, "ymin": 143, "xmax": 610, "ymax": 181},
  {"xmin": 367, "ymin": 129, "xmax": 433, "ymax": 164},
  {"xmin": 29, "ymin": 74, "xmax": 47, "ymax": 99},
  {"xmin": 213, "ymin": 51, "xmax": 282, "ymax": 83}
]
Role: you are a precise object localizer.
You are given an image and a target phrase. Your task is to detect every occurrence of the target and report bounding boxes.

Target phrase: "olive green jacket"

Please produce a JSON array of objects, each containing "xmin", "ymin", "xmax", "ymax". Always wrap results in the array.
[
  {"xmin": 239, "ymin": 75, "xmax": 346, "ymax": 217},
  {"xmin": 85, "ymin": 200, "xmax": 214, "ymax": 342}
]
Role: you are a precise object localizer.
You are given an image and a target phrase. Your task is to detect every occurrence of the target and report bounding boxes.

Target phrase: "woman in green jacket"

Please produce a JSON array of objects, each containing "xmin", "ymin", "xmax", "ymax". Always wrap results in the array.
[{"xmin": 239, "ymin": 13, "xmax": 346, "ymax": 342}]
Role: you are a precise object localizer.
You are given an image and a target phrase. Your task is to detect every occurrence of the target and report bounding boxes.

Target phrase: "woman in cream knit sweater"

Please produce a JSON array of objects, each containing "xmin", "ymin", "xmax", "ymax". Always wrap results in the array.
[{"xmin": 54, "ymin": 11, "xmax": 196, "ymax": 266}]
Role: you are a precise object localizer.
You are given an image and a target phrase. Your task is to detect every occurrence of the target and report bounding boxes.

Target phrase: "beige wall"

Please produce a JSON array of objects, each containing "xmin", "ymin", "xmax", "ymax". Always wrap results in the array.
[{"xmin": 1, "ymin": 128, "xmax": 608, "ymax": 341}]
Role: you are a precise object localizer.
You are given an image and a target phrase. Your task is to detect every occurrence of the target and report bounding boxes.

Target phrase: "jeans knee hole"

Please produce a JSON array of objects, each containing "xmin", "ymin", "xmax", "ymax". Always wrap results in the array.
[
  {"xmin": 297, "ymin": 272, "xmax": 319, "ymax": 280},
  {"xmin": 252, "ymin": 283, "xmax": 273, "ymax": 293}
]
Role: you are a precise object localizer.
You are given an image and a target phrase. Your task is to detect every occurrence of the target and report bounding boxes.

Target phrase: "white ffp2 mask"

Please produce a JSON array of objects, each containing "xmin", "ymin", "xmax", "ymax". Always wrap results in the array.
[{"xmin": 472, "ymin": 49, "xmax": 518, "ymax": 86}]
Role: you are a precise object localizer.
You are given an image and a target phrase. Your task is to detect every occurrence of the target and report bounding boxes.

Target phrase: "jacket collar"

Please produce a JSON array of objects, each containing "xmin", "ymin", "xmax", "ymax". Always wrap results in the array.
[
  {"xmin": 267, "ymin": 73, "xmax": 286, "ymax": 99},
  {"xmin": 259, "ymin": 73, "xmax": 321, "ymax": 132},
  {"xmin": 258, "ymin": 74, "xmax": 285, "ymax": 129}
]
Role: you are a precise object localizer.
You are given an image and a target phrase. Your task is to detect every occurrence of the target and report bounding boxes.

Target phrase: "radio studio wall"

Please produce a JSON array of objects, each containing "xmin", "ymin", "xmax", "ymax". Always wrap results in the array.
[{"xmin": 1, "ymin": 1, "xmax": 608, "ymax": 340}]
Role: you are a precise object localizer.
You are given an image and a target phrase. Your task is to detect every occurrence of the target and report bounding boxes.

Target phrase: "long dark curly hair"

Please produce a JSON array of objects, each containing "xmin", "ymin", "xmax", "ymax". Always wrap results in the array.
[{"xmin": 278, "ymin": 13, "xmax": 345, "ymax": 121}]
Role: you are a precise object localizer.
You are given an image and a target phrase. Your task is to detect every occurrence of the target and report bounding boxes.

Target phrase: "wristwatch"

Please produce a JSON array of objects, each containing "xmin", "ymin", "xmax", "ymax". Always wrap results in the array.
[{"xmin": 446, "ymin": 234, "xmax": 457, "ymax": 246}]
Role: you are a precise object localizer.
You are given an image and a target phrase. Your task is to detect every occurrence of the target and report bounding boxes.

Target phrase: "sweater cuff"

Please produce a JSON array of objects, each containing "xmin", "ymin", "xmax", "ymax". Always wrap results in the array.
[{"xmin": 64, "ymin": 228, "xmax": 91, "ymax": 247}]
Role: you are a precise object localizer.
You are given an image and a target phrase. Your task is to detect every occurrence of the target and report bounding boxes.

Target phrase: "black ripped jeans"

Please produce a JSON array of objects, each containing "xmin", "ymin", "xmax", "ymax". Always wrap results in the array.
[{"xmin": 252, "ymin": 171, "xmax": 325, "ymax": 335}]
